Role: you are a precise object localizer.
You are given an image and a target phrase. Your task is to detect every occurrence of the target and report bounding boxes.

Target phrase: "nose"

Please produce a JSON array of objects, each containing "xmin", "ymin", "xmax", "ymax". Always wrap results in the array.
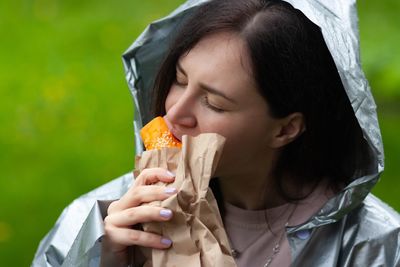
[{"xmin": 164, "ymin": 90, "xmax": 197, "ymax": 131}]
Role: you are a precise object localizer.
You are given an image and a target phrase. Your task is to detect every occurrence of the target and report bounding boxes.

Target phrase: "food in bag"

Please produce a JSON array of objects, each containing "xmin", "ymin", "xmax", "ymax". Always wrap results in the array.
[{"xmin": 140, "ymin": 116, "xmax": 182, "ymax": 150}]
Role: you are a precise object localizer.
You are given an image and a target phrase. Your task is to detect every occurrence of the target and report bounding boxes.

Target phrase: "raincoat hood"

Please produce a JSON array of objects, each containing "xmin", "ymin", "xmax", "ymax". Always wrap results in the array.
[
  {"xmin": 32, "ymin": 1, "xmax": 400, "ymax": 267},
  {"xmin": 122, "ymin": 0, "xmax": 383, "ymax": 225}
]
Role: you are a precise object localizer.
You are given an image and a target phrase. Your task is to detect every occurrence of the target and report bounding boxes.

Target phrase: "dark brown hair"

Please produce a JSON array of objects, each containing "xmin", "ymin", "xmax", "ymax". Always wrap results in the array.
[{"xmin": 152, "ymin": 0, "xmax": 368, "ymax": 202}]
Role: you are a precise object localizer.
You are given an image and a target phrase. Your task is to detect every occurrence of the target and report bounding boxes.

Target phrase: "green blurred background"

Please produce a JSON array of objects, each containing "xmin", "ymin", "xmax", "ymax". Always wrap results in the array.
[{"xmin": 0, "ymin": 0, "xmax": 399, "ymax": 266}]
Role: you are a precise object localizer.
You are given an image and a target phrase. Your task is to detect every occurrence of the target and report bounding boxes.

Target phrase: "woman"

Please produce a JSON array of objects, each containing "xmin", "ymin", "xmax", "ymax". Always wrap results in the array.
[{"xmin": 33, "ymin": 0, "xmax": 400, "ymax": 266}]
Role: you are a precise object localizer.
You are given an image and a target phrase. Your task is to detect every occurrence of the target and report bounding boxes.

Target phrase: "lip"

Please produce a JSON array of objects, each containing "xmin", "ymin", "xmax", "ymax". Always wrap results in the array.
[
  {"xmin": 170, "ymin": 128, "xmax": 182, "ymax": 142},
  {"xmin": 163, "ymin": 116, "xmax": 182, "ymax": 142}
]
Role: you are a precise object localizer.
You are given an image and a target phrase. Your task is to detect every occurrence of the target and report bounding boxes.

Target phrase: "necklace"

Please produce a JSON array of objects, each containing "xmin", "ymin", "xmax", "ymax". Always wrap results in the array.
[{"xmin": 228, "ymin": 205, "xmax": 297, "ymax": 267}]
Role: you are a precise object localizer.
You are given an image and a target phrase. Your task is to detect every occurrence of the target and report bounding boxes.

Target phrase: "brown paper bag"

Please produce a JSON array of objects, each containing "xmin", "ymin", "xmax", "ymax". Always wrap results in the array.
[{"xmin": 134, "ymin": 133, "xmax": 237, "ymax": 267}]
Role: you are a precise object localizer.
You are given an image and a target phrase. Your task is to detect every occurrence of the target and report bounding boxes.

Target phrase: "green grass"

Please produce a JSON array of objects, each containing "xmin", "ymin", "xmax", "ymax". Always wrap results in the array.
[
  {"xmin": 0, "ymin": 0, "xmax": 399, "ymax": 266},
  {"xmin": 358, "ymin": 0, "xmax": 400, "ymax": 212},
  {"xmin": 0, "ymin": 1, "xmax": 184, "ymax": 265}
]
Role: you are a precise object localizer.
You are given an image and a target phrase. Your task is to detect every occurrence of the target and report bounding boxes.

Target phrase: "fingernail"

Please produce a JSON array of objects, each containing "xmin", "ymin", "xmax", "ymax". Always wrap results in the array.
[
  {"xmin": 160, "ymin": 209, "xmax": 172, "ymax": 218},
  {"xmin": 161, "ymin": 237, "xmax": 172, "ymax": 246},
  {"xmin": 166, "ymin": 171, "xmax": 175, "ymax": 177},
  {"xmin": 164, "ymin": 187, "xmax": 177, "ymax": 194}
]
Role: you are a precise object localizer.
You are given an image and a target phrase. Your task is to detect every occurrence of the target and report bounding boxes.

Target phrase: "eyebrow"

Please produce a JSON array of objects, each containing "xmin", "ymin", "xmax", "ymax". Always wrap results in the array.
[{"xmin": 176, "ymin": 62, "xmax": 237, "ymax": 104}]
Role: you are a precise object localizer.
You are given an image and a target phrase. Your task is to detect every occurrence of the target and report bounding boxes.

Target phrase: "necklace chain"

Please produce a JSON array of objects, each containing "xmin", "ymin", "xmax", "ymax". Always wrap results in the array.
[
  {"xmin": 262, "ymin": 224, "xmax": 286, "ymax": 267},
  {"xmin": 229, "ymin": 205, "xmax": 297, "ymax": 267}
]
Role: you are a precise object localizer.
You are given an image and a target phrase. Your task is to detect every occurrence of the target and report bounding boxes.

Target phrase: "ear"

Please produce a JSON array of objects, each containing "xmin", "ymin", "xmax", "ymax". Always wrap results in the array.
[{"xmin": 269, "ymin": 112, "xmax": 305, "ymax": 149}]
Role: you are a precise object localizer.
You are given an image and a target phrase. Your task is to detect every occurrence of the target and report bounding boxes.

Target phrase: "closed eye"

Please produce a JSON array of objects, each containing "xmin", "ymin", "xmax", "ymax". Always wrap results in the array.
[
  {"xmin": 202, "ymin": 95, "xmax": 225, "ymax": 113},
  {"xmin": 173, "ymin": 79, "xmax": 187, "ymax": 87}
]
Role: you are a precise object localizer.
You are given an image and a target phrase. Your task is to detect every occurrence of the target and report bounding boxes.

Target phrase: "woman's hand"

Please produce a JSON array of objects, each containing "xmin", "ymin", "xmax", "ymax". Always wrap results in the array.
[{"xmin": 100, "ymin": 168, "xmax": 177, "ymax": 267}]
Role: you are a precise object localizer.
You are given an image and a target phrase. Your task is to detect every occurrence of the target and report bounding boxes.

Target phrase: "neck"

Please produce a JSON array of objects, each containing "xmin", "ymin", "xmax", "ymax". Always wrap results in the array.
[
  {"xmin": 214, "ymin": 148, "xmax": 288, "ymax": 210},
  {"xmin": 218, "ymin": 170, "xmax": 288, "ymax": 210}
]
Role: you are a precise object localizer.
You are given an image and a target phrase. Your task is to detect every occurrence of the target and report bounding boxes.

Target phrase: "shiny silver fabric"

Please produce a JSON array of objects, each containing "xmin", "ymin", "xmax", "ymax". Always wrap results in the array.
[{"xmin": 32, "ymin": 0, "xmax": 400, "ymax": 266}]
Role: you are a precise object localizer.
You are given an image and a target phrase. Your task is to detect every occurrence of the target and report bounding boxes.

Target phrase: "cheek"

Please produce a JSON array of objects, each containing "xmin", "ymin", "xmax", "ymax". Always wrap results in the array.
[
  {"xmin": 213, "ymin": 119, "xmax": 272, "ymax": 172},
  {"xmin": 214, "ymin": 117, "xmax": 270, "ymax": 149},
  {"xmin": 221, "ymin": 129, "xmax": 254, "ymax": 157},
  {"xmin": 209, "ymin": 123, "xmax": 247, "ymax": 157}
]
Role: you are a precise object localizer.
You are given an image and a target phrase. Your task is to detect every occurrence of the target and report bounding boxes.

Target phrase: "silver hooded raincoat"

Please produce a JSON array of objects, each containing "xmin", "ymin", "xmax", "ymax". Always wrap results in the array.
[{"xmin": 32, "ymin": 0, "xmax": 400, "ymax": 266}]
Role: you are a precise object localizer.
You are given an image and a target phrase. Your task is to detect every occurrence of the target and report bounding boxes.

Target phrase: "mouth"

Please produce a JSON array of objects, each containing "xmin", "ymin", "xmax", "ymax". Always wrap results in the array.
[
  {"xmin": 163, "ymin": 116, "xmax": 182, "ymax": 142},
  {"xmin": 169, "ymin": 128, "xmax": 182, "ymax": 142}
]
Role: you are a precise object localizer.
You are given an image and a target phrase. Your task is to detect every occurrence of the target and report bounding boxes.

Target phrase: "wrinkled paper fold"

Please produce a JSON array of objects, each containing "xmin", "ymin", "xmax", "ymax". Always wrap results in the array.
[{"xmin": 134, "ymin": 133, "xmax": 236, "ymax": 267}]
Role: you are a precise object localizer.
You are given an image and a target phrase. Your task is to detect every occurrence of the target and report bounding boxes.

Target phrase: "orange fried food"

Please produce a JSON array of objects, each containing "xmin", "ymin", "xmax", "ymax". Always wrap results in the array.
[{"xmin": 140, "ymin": 116, "xmax": 182, "ymax": 150}]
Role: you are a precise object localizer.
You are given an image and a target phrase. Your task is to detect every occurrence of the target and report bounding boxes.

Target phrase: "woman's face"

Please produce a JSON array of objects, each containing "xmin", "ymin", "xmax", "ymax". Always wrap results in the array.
[{"xmin": 164, "ymin": 32, "xmax": 282, "ymax": 179}]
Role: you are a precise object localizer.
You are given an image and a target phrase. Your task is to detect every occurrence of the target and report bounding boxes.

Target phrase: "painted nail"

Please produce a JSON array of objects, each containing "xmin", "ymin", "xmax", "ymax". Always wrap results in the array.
[
  {"xmin": 166, "ymin": 171, "xmax": 175, "ymax": 177},
  {"xmin": 161, "ymin": 237, "xmax": 172, "ymax": 246},
  {"xmin": 296, "ymin": 230, "xmax": 311, "ymax": 240},
  {"xmin": 164, "ymin": 187, "xmax": 177, "ymax": 194},
  {"xmin": 160, "ymin": 209, "xmax": 172, "ymax": 218}
]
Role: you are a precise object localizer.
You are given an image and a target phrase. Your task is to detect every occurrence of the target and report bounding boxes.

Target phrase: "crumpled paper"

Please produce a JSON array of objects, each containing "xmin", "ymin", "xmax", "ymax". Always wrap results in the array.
[{"xmin": 134, "ymin": 133, "xmax": 237, "ymax": 267}]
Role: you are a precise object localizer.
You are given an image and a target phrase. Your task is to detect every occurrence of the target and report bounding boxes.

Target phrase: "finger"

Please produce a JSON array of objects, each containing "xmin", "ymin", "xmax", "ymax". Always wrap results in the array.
[
  {"xmin": 108, "ymin": 185, "xmax": 177, "ymax": 213},
  {"xmin": 105, "ymin": 206, "xmax": 173, "ymax": 227},
  {"xmin": 134, "ymin": 168, "xmax": 175, "ymax": 186},
  {"xmin": 127, "ymin": 185, "xmax": 178, "ymax": 207},
  {"xmin": 104, "ymin": 226, "xmax": 173, "ymax": 249}
]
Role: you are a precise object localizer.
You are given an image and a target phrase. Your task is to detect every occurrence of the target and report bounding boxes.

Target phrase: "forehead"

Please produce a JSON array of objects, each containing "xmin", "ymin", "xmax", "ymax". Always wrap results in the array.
[
  {"xmin": 176, "ymin": 32, "xmax": 269, "ymax": 111},
  {"xmin": 178, "ymin": 32, "xmax": 257, "ymax": 90}
]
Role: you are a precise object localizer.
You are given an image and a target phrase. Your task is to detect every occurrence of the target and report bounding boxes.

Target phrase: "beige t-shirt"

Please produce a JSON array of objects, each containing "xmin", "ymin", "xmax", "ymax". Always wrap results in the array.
[{"xmin": 224, "ymin": 183, "xmax": 333, "ymax": 267}]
